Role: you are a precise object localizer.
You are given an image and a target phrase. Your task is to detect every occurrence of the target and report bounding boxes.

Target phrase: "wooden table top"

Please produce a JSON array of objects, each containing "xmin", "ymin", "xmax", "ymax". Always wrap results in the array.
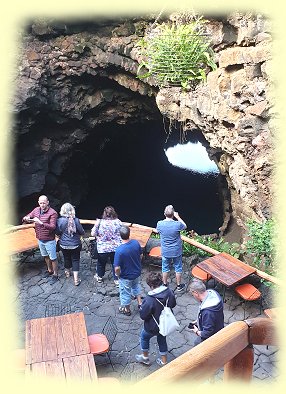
[
  {"xmin": 26, "ymin": 354, "xmax": 97, "ymax": 382},
  {"xmin": 7, "ymin": 227, "xmax": 38, "ymax": 255},
  {"xmin": 197, "ymin": 252, "xmax": 256, "ymax": 287},
  {"xmin": 129, "ymin": 226, "xmax": 153, "ymax": 248},
  {"xmin": 25, "ymin": 312, "xmax": 90, "ymax": 364}
]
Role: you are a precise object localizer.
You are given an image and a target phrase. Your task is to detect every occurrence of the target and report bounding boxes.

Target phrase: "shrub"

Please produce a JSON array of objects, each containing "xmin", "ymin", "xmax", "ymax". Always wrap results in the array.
[
  {"xmin": 136, "ymin": 16, "xmax": 217, "ymax": 90},
  {"xmin": 245, "ymin": 219, "xmax": 275, "ymax": 274},
  {"xmin": 181, "ymin": 230, "xmax": 242, "ymax": 258}
]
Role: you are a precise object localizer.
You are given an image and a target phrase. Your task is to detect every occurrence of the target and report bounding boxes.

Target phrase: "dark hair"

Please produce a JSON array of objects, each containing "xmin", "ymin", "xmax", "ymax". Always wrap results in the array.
[
  {"xmin": 102, "ymin": 206, "xmax": 118, "ymax": 219},
  {"xmin": 120, "ymin": 225, "xmax": 130, "ymax": 240},
  {"xmin": 146, "ymin": 272, "xmax": 163, "ymax": 289}
]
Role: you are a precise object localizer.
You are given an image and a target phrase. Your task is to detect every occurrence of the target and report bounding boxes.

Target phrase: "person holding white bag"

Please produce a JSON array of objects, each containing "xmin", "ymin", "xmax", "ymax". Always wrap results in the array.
[{"xmin": 135, "ymin": 272, "xmax": 177, "ymax": 367}]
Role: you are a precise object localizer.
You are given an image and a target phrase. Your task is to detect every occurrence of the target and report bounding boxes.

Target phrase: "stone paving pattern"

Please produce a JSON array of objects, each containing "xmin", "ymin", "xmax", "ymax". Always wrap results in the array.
[{"xmin": 13, "ymin": 239, "xmax": 279, "ymax": 383}]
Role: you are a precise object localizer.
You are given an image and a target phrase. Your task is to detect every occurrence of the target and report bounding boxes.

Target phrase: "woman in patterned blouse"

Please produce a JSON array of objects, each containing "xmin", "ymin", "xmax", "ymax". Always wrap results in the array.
[{"xmin": 91, "ymin": 206, "xmax": 122, "ymax": 286}]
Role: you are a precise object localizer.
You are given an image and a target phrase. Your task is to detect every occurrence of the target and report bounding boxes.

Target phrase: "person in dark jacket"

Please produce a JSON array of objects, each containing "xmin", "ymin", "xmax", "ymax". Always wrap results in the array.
[
  {"xmin": 135, "ymin": 272, "xmax": 176, "ymax": 366},
  {"xmin": 56, "ymin": 203, "xmax": 85, "ymax": 286},
  {"xmin": 23, "ymin": 195, "xmax": 59, "ymax": 284},
  {"xmin": 188, "ymin": 278, "xmax": 224, "ymax": 346}
]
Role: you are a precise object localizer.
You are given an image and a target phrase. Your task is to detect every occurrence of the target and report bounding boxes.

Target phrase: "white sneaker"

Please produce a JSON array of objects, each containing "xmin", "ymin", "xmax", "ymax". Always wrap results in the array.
[
  {"xmin": 156, "ymin": 358, "xmax": 167, "ymax": 366},
  {"xmin": 135, "ymin": 354, "xmax": 151, "ymax": 365},
  {"xmin": 94, "ymin": 274, "xmax": 103, "ymax": 283}
]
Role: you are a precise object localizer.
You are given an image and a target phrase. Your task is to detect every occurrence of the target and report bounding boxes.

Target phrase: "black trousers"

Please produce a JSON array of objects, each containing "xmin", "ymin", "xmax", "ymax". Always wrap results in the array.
[
  {"xmin": 60, "ymin": 244, "xmax": 82, "ymax": 271},
  {"xmin": 96, "ymin": 251, "xmax": 117, "ymax": 280}
]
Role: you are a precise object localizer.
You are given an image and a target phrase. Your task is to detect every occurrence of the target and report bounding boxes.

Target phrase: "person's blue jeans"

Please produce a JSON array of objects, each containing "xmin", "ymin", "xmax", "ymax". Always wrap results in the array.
[
  {"xmin": 140, "ymin": 328, "xmax": 167, "ymax": 355},
  {"xmin": 119, "ymin": 277, "xmax": 141, "ymax": 306},
  {"xmin": 161, "ymin": 255, "xmax": 182, "ymax": 273}
]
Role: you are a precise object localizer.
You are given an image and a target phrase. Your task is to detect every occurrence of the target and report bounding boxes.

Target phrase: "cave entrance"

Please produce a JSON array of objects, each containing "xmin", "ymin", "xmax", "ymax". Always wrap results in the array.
[{"xmin": 69, "ymin": 120, "xmax": 224, "ymax": 234}]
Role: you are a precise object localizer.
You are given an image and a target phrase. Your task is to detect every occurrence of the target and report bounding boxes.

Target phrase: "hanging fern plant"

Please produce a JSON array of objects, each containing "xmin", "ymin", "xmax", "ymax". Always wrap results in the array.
[{"xmin": 136, "ymin": 16, "xmax": 217, "ymax": 90}]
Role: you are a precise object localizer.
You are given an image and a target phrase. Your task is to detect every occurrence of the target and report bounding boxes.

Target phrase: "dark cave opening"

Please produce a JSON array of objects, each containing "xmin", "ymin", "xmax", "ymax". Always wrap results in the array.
[{"xmin": 71, "ymin": 120, "xmax": 224, "ymax": 234}]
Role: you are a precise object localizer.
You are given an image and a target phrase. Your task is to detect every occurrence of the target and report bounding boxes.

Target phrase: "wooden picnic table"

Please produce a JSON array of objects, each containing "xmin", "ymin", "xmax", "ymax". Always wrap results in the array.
[
  {"xmin": 196, "ymin": 252, "xmax": 256, "ymax": 287},
  {"xmin": 25, "ymin": 312, "xmax": 98, "ymax": 381},
  {"xmin": 25, "ymin": 312, "xmax": 90, "ymax": 364}
]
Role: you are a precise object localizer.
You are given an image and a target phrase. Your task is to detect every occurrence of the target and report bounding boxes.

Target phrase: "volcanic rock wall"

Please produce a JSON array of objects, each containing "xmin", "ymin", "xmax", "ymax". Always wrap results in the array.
[
  {"xmin": 14, "ymin": 12, "xmax": 274, "ymax": 228},
  {"xmin": 155, "ymin": 12, "xmax": 274, "ymax": 227}
]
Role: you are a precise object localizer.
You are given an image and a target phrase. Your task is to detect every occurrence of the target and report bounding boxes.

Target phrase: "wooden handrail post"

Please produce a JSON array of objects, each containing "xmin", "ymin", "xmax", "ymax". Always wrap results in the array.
[
  {"xmin": 224, "ymin": 345, "xmax": 254, "ymax": 382},
  {"xmin": 245, "ymin": 317, "xmax": 278, "ymax": 346}
]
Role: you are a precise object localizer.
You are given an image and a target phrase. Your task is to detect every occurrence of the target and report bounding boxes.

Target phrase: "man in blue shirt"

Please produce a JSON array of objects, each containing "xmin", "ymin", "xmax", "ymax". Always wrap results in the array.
[
  {"xmin": 156, "ymin": 205, "xmax": 187, "ymax": 292},
  {"xmin": 114, "ymin": 225, "xmax": 143, "ymax": 316}
]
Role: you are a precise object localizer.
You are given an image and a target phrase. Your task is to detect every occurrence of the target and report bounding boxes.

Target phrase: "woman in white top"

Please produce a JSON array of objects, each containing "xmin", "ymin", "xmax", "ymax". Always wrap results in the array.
[{"xmin": 91, "ymin": 206, "xmax": 122, "ymax": 286}]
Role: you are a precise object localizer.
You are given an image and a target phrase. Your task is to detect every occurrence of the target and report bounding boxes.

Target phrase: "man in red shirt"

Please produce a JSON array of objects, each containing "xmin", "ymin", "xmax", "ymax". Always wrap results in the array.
[{"xmin": 23, "ymin": 195, "xmax": 59, "ymax": 284}]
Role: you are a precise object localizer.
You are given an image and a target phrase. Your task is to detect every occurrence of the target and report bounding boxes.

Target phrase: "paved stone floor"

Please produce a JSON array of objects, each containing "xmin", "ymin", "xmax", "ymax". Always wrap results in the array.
[{"xmin": 13, "ymin": 239, "xmax": 279, "ymax": 384}]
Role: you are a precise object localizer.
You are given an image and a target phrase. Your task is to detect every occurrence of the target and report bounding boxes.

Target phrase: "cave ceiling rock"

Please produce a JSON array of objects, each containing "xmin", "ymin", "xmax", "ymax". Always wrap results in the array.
[{"xmin": 14, "ymin": 14, "xmax": 274, "ymax": 226}]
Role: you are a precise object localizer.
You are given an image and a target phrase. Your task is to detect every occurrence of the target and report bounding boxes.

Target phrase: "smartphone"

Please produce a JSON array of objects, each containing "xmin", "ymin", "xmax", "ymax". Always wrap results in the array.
[{"xmin": 188, "ymin": 322, "xmax": 195, "ymax": 329}]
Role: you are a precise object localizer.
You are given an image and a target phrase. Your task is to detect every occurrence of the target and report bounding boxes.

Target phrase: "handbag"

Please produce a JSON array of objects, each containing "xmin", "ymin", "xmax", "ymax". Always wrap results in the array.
[
  {"xmin": 90, "ymin": 239, "xmax": 99, "ymax": 259},
  {"xmin": 55, "ymin": 237, "xmax": 61, "ymax": 252},
  {"xmin": 152, "ymin": 297, "xmax": 180, "ymax": 336},
  {"xmin": 90, "ymin": 219, "xmax": 101, "ymax": 259}
]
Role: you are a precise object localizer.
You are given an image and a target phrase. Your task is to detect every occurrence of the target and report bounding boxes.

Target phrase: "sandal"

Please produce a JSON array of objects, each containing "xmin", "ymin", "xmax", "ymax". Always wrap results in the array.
[
  {"xmin": 118, "ymin": 306, "xmax": 131, "ymax": 316},
  {"xmin": 74, "ymin": 278, "xmax": 81, "ymax": 286}
]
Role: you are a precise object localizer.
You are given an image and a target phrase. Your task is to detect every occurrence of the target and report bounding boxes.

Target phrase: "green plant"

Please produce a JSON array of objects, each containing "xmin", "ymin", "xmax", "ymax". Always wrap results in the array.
[
  {"xmin": 136, "ymin": 16, "xmax": 217, "ymax": 90},
  {"xmin": 181, "ymin": 230, "xmax": 242, "ymax": 258},
  {"xmin": 245, "ymin": 219, "xmax": 275, "ymax": 274}
]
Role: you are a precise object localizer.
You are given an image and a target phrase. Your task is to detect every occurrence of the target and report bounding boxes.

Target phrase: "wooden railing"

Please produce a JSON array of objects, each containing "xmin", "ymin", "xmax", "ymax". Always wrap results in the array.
[
  {"xmin": 6, "ymin": 221, "xmax": 279, "ymax": 285},
  {"xmin": 135, "ymin": 317, "xmax": 277, "ymax": 384}
]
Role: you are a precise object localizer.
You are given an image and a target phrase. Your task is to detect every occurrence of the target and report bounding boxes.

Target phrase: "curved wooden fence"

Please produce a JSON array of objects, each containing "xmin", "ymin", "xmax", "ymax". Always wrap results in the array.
[{"xmin": 135, "ymin": 317, "xmax": 277, "ymax": 384}]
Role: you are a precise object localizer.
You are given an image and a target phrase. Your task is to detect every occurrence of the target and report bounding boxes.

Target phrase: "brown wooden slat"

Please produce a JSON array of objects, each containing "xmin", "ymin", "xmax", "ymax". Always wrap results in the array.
[
  {"xmin": 45, "ymin": 359, "xmax": 66, "ymax": 378},
  {"xmin": 42, "ymin": 317, "xmax": 58, "ymax": 361},
  {"xmin": 25, "ymin": 320, "xmax": 32, "ymax": 364},
  {"xmin": 72, "ymin": 312, "xmax": 90, "ymax": 355},
  {"xmin": 30, "ymin": 361, "xmax": 47, "ymax": 377},
  {"xmin": 63, "ymin": 354, "xmax": 97, "ymax": 381},
  {"xmin": 220, "ymin": 252, "xmax": 256, "ymax": 273},
  {"xmin": 87, "ymin": 353, "xmax": 98, "ymax": 380},
  {"xmin": 30, "ymin": 360, "xmax": 65, "ymax": 378},
  {"xmin": 30, "ymin": 319, "xmax": 44, "ymax": 363},
  {"xmin": 55, "ymin": 314, "xmax": 77, "ymax": 358}
]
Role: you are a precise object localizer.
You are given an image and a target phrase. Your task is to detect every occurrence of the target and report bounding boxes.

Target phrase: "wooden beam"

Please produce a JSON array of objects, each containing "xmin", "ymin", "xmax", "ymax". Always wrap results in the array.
[
  {"xmin": 224, "ymin": 346, "xmax": 254, "ymax": 381},
  {"xmin": 136, "ymin": 321, "xmax": 249, "ymax": 384},
  {"xmin": 255, "ymin": 268, "xmax": 281, "ymax": 286},
  {"xmin": 245, "ymin": 317, "xmax": 278, "ymax": 346}
]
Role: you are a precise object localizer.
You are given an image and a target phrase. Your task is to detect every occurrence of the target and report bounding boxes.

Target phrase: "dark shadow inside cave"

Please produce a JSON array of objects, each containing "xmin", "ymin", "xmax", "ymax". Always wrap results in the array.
[{"xmin": 70, "ymin": 120, "xmax": 224, "ymax": 234}]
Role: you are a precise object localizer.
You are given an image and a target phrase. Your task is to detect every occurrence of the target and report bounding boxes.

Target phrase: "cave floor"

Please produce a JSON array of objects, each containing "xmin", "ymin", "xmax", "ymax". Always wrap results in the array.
[{"xmin": 13, "ymin": 238, "xmax": 278, "ymax": 384}]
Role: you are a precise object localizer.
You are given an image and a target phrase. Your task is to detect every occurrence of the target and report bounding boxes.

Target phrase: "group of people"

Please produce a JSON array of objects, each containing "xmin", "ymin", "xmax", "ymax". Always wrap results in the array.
[{"xmin": 23, "ymin": 196, "xmax": 224, "ymax": 366}]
